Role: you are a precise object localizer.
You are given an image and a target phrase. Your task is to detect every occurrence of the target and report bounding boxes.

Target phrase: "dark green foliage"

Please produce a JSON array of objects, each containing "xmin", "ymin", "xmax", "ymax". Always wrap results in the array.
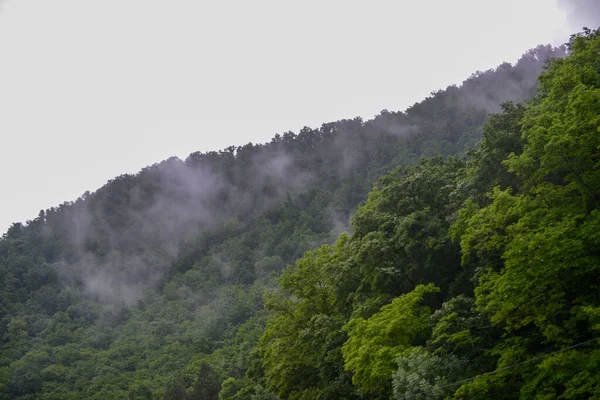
[
  {"xmin": 187, "ymin": 362, "xmax": 220, "ymax": 400},
  {"xmin": 164, "ymin": 374, "xmax": 186, "ymax": 400}
]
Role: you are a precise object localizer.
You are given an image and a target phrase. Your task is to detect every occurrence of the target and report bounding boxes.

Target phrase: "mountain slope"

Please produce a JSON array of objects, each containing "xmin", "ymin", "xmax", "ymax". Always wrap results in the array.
[
  {"xmin": 259, "ymin": 29, "xmax": 600, "ymax": 400},
  {"xmin": 0, "ymin": 43, "xmax": 567, "ymax": 399}
]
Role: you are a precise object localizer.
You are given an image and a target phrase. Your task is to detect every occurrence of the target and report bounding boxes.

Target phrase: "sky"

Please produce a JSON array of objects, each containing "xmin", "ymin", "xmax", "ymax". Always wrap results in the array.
[{"xmin": 0, "ymin": 0, "xmax": 595, "ymax": 234}]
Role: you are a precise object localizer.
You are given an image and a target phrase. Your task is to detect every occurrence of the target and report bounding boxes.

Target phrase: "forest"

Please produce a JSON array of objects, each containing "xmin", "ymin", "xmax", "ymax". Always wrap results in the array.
[{"xmin": 0, "ymin": 29, "xmax": 598, "ymax": 399}]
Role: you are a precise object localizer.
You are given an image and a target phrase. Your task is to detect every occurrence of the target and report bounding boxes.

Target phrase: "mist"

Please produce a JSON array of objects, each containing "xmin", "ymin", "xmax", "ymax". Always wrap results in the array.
[
  {"xmin": 46, "ymin": 146, "xmax": 316, "ymax": 304},
  {"xmin": 557, "ymin": 0, "xmax": 600, "ymax": 30},
  {"xmin": 18, "ymin": 41, "xmax": 569, "ymax": 306}
]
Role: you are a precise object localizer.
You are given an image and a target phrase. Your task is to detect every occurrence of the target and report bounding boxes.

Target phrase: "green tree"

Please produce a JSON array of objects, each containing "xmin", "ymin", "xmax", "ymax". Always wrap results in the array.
[
  {"xmin": 164, "ymin": 374, "xmax": 186, "ymax": 400},
  {"xmin": 342, "ymin": 284, "xmax": 439, "ymax": 397},
  {"xmin": 187, "ymin": 361, "xmax": 221, "ymax": 400},
  {"xmin": 392, "ymin": 347, "xmax": 466, "ymax": 400},
  {"xmin": 260, "ymin": 238, "xmax": 357, "ymax": 400}
]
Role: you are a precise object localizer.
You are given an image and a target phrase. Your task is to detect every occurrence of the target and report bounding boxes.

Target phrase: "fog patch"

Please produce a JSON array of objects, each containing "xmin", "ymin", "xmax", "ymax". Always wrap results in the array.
[{"xmin": 557, "ymin": 0, "xmax": 600, "ymax": 31}]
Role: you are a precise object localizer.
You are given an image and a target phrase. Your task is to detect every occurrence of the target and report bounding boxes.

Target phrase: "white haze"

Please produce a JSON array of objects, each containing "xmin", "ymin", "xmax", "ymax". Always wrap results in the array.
[
  {"xmin": 0, "ymin": 0, "xmax": 581, "ymax": 233},
  {"xmin": 558, "ymin": 0, "xmax": 600, "ymax": 29},
  {"xmin": 48, "ymin": 144, "xmax": 320, "ymax": 304}
]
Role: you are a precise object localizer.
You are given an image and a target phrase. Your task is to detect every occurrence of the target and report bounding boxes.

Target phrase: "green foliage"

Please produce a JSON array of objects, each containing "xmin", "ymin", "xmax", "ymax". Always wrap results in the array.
[
  {"xmin": 257, "ymin": 29, "xmax": 599, "ymax": 400},
  {"xmin": 392, "ymin": 347, "xmax": 466, "ymax": 400},
  {"xmin": 464, "ymin": 28, "xmax": 600, "ymax": 343},
  {"xmin": 464, "ymin": 101, "xmax": 526, "ymax": 205},
  {"xmin": 350, "ymin": 156, "xmax": 466, "ymax": 304},
  {"xmin": 342, "ymin": 284, "xmax": 439, "ymax": 396},
  {"xmin": 452, "ymin": 28, "xmax": 600, "ymax": 399},
  {"xmin": 260, "ymin": 240, "xmax": 356, "ymax": 400},
  {"xmin": 186, "ymin": 361, "xmax": 221, "ymax": 400}
]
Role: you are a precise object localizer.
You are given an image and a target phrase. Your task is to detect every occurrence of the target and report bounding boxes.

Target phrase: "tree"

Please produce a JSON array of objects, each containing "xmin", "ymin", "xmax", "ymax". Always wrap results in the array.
[
  {"xmin": 392, "ymin": 347, "xmax": 465, "ymax": 400},
  {"xmin": 260, "ymin": 239, "xmax": 358, "ymax": 400},
  {"xmin": 164, "ymin": 374, "xmax": 186, "ymax": 400},
  {"xmin": 342, "ymin": 284, "xmax": 439, "ymax": 397},
  {"xmin": 186, "ymin": 362, "xmax": 221, "ymax": 400}
]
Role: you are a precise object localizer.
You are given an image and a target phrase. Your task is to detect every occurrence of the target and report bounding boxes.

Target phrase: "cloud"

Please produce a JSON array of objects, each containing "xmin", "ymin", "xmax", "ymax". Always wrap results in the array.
[
  {"xmin": 47, "ymin": 146, "xmax": 317, "ymax": 305},
  {"xmin": 41, "ymin": 39, "xmax": 568, "ymax": 306},
  {"xmin": 557, "ymin": 0, "xmax": 600, "ymax": 31}
]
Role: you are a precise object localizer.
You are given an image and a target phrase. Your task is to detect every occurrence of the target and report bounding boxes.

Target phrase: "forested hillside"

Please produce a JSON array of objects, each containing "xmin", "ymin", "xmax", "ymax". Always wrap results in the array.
[{"xmin": 2, "ymin": 30, "xmax": 595, "ymax": 399}]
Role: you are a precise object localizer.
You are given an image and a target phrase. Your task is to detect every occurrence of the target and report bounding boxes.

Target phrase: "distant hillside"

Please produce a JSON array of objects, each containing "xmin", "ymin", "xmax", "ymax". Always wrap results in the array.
[{"xmin": 0, "ymin": 43, "xmax": 567, "ymax": 399}]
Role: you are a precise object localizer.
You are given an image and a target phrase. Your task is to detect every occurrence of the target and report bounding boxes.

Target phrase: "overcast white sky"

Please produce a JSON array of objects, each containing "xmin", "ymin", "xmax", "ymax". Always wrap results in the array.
[{"xmin": 0, "ymin": 0, "xmax": 595, "ymax": 233}]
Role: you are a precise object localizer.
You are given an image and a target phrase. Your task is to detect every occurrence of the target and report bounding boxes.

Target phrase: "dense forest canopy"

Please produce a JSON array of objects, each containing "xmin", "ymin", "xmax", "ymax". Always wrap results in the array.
[{"xmin": 2, "ymin": 29, "xmax": 599, "ymax": 399}]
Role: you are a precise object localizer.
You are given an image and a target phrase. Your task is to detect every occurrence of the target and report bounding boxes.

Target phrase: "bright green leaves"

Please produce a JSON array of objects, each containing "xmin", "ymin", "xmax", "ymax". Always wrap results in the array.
[
  {"xmin": 520, "ymin": 348, "xmax": 600, "ymax": 400},
  {"xmin": 448, "ymin": 29, "xmax": 600, "ymax": 399},
  {"xmin": 482, "ymin": 210, "xmax": 597, "ymax": 340},
  {"xmin": 261, "ymin": 240, "xmax": 357, "ymax": 400},
  {"xmin": 341, "ymin": 284, "xmax": 439, "ymax": 395},
  {"xmin": 507, "ymin": 30, "xmax": 600, "ymax": 215},
  {"xmin": 454, "ymin": 188, "xmax": 525, "ymax": 272},
  {"xmin": 459, "ymin": 30, "xmax": 600, "ymax": 344}
]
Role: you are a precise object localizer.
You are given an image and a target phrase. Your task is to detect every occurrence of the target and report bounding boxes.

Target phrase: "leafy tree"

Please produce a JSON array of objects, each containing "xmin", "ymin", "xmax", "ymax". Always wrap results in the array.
[
  {"xmin": 349, "ymin": 157, "xmax": 465, "ymax": 307},
  {"xmin": 186, "ymin": 361, "xmax": 221, "ymax": 400},
  {"xmin": 342, "ymin": 284, "xmax": 439, "ymax": 397},
  {"xmin": 392, "ymin": 347, "xmax": 466, "ymax": 400},
  {"xmin": 261, "ymin": 239, "xmax": 357, "ymax": 400},
  {"xmin": 164, "ymin": 374, "xmax": 186, "ymax": 400}
]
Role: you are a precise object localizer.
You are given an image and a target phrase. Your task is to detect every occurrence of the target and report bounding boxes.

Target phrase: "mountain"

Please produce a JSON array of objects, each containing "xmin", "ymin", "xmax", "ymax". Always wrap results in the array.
[{"xmin": 0, "ymin": 35, "xmax": 587, "ymax": 399}]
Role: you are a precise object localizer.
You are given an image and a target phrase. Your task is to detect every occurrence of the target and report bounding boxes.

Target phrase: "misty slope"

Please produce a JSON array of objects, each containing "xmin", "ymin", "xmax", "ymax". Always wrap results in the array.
[{"xmin": 0, "ymin": 43, "xmax": 567, "ymax": 399}]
